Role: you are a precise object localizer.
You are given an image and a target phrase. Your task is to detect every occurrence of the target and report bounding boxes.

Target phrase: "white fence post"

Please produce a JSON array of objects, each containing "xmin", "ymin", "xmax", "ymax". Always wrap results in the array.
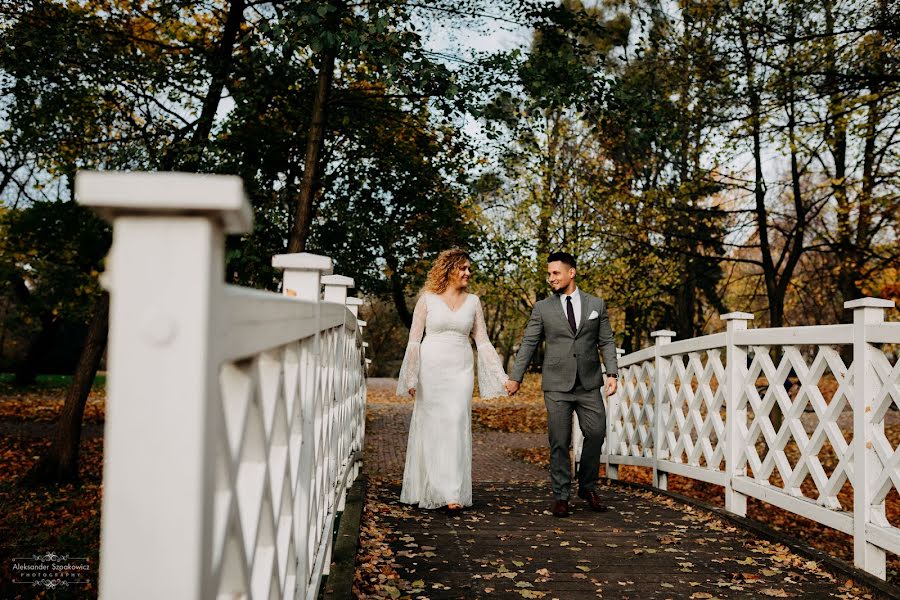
[
  {"xmin": 848, "ymin": 297, "xmax": 893, "ymax": 579},
  {"xmin": 345, "ymin": 296, "xmax": 364, "ymax": 318},
  {"xmin": 271, "ymin": 253, "xmax": 334, "ymax": 596},
  {"xmin": 322, "ymin": 274, "xmax": 354, "ymax": 304},
  {"xmin": 76, "ymin": 172, "xmax": 252, "ymax": 600},
  {"xmin": 651, "ymin": 330, "xmax": 675, "ymax": 489},
  {"xmin": 602, "ymin": 348, "xmax": 625, "ymax": 480},
  {"xmin": 273, "ymin": 253, "xmax": 333, "ymax": 300},
  {"xmin": 722, "ymin": 312, "xmax": 753, "ymax": 517},
  {"xmin": 342, "ymin": 296, "xmax": 364, "ymax": 490}
]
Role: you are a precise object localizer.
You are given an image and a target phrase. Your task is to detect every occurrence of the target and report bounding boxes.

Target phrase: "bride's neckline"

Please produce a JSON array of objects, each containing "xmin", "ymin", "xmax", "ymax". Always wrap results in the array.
[{"xmin": 430, "ymin": 292, "xmax": 470, "ymax": 313}]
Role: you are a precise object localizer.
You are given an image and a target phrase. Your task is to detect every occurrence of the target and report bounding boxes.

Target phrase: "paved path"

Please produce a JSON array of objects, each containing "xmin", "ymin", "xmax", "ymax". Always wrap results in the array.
[
  {"xmin": 364, "ymin": 402, "xmax": 547, "ymax": 483},
  {"xmin": 357, "ymin": 379, "xmax": 885, "ymax": 599}
]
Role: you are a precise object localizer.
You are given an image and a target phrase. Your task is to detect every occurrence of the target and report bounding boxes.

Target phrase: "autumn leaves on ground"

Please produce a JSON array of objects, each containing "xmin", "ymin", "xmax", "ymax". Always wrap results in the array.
[{"xmin": 0, "ymin": 377, "xmax": 105, "ymax": 599}]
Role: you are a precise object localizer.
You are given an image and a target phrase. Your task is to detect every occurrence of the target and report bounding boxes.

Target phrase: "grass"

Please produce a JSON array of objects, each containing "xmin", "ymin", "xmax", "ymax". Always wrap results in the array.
[{"xmin": 0, "ymin": 373, "xmax": 106, "ymax": 393}]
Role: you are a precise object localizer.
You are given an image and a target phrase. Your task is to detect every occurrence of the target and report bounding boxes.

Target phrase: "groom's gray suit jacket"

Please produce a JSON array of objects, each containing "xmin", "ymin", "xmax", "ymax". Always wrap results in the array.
[{"xmin": 510, "ymin": 291, "xmax": 618, "ymax": 392}]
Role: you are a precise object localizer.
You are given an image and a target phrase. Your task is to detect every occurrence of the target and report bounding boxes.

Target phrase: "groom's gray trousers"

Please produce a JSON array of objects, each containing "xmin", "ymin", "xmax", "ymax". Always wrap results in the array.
[
  {"xmin": 545, "ymin": 379, "xmax": 606, "ymax": 500},
  {"xmin": 509, "ymin": 291, "xmax": 618, "ymax": 501}
]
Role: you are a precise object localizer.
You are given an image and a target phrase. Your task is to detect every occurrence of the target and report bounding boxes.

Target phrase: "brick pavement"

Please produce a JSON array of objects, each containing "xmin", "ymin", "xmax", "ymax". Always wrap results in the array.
[{"xmin": 363, "ymin": 378, "xmax": 548, "ymax": 483}]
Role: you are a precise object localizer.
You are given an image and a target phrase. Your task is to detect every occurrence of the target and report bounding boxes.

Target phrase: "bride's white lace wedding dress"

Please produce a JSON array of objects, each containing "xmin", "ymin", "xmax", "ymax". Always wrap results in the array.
[{"xmin": 396, "ymin": 292, "xmax": 508, "ymax": 508}]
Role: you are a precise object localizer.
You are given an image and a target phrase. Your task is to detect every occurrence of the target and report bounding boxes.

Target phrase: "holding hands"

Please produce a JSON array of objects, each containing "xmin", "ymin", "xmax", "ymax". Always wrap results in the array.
[{"xmin": 504, "ymin": 377, "xmax": 615, "ymax": 397}]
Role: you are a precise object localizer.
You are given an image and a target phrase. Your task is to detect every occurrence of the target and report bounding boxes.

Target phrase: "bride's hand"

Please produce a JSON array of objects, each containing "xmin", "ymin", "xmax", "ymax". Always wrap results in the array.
[{"xmin": 409, "ymin": 388, "xmax": 416, "ymax": 398}]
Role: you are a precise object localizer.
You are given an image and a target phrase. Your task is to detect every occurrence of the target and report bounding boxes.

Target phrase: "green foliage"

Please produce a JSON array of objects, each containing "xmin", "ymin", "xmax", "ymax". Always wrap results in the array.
[{"xmin": 0, "ymin": 201, "xmax": 109, "ymax": 324}]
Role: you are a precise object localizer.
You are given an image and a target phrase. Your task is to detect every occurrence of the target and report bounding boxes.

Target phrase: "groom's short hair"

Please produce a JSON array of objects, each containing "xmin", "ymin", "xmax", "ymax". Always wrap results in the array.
[{"xmin": 547, "ymin": 252, "xmax": 576, "ymax": 269}]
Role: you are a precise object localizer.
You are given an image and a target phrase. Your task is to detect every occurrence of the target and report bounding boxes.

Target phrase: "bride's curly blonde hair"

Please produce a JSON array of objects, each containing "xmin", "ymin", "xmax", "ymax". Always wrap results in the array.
[{"xmin": 424, "ymin": 248, "xmax": 471, "ymax": 294}]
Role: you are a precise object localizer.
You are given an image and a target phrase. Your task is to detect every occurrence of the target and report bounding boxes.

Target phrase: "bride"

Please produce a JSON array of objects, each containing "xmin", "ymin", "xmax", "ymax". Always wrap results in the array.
[{"xmin": 397, "ymin": 249, "xmax": 509, "ymax": 512}]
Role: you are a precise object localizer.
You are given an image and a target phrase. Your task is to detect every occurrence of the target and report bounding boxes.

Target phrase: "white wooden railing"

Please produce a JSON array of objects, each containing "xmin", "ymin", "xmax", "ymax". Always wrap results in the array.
[
  {"xmin": 591, "ymin": 304, "xmax": 900, "ymax": 579},
  {"xmin": 76, "ymin": 172, "xmax": 367, "ymax": 599}
]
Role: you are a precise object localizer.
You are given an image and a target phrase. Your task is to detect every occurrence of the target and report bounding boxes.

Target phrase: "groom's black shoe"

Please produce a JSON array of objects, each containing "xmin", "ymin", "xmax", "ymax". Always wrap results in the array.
[
  {"xmin": 551, "ymin": 499, "xmax": 570, "ymax": 518},
  {"xmin": 577, "ymin": 489, "xmax": 609, "ymax": 512}
]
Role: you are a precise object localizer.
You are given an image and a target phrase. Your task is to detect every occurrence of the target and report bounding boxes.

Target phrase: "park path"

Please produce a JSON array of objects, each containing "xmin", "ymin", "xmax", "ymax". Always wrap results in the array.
[{"xmin": 357, "ymin": 379, "xmax": 884, "ymax": 600}]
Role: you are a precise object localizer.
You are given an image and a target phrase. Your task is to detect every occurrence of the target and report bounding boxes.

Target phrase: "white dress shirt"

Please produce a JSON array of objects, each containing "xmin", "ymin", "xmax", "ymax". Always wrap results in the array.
[{"xmin": 559, "ymin": 287, "xmax": 582, "ymax": 330}]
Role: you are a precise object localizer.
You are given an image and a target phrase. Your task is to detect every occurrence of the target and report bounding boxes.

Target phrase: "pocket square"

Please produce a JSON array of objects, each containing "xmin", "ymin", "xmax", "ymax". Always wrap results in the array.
[{"xmin": 588, "ymin": 310, "xmax": 599, "ymax": 320}]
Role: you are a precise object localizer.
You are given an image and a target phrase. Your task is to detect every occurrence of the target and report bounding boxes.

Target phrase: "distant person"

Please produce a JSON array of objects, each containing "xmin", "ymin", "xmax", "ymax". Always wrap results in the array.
[
  {"xmin": 505, "ymin": 252, "xmax": 618, "ymax": 518},
  {"xmin": 396, "ymin": 249, "xmax": 509, "ymax": 513}
]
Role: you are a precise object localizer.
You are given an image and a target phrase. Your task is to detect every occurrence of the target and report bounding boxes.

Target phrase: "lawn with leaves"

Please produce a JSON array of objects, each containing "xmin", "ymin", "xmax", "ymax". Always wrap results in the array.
[
  {"xmin": 0, "ymin": 438, "xmax": 103, "ymax": 598},
  {"xmin": 0, "ymin": 376, "xmax": 105, "ymax": 598}
]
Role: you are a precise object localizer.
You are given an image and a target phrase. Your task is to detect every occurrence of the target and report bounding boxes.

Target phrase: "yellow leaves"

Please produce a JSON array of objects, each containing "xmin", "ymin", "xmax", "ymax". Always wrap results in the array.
[{"xmin": 0, "ymin": 388, "xmax": 106, "ymax": 423}]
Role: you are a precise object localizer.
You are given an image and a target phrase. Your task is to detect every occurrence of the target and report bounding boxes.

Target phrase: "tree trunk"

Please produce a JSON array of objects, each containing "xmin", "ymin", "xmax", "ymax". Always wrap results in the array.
[
  {"xmin": 673, "ymin": 255, "xmax": 696, "ymax": 340},
  {"xmin": 165, "ymin": 0, "xmax": 246, "ymax": 171},
  {"xmin": 13, "ymin": 313, "xmax": 61, "ymax": 386},
  {"xmin": 24, "ymin": 292, "xmax": 109, "ymax": 485},
  {"xmin": 623, "ymin": 305, "xmax": 639, "ymax": 354},
  {"xmin": 26, "ymin": 0, "xmax": 247, "ymax": 485},
  {"xmin": 535, "ymin": 111, "xmax": 561, "ymax": 261},
  {"xmin": 287, "ymin": 2, "xmax": 344, "ymax": 254},
  {"xmin": 386, "ymin": 252, "xmax": 412, "ymax": 328}
]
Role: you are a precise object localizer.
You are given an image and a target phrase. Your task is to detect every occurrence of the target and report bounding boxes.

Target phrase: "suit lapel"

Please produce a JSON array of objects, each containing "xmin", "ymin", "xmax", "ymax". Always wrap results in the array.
[
  {"xmin": 549, "ymin": 294, "xmax": 576, "ymax": 337},
  {"xmin": 576, "ymin": 293, "xmax": 592, "ymax": 337}
]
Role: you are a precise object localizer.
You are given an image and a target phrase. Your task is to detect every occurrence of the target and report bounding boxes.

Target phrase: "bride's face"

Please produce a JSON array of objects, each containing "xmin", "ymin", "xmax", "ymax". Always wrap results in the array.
[{"xmin": 451, "ymin": 261, "xmax": 472, "ymax": 288}]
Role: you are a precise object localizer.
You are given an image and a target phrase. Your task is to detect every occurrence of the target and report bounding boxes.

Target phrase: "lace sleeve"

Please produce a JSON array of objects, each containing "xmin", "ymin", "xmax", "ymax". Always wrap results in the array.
[
  {"xmin": 471, "ymin": 296, "xmax": 509, "ymax": 399},
  {"xmin": 396, "ymin": 294, "xmax": 427, "ymax": 398}
]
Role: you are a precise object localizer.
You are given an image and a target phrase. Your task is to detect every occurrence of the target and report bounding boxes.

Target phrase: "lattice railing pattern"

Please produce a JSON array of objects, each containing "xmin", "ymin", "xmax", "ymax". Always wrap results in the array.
[
  {"xmin": 211, "ymin": 326, "xmax": 365, "ymax": 599},
  {"xmin": 662, "ymin": 350, "xmax": 726, "ymax": 470},
  {"xmin": 81, "ymin": 172, "xmax": 368, "ymax": 600},
  {"xmin": 737, "ymin": 345, "xmax": 853, "ymax": 510},
  {"xmin": 869, "ymin": 345, "xmax": 900, "ymax": 518},
  {"xmin": 598, "ymin": 305, "xmax": 900, "ymax": 580},
  {"xmin": 609, "ymin": 359, "xmax": 655, "ymax": 460}
]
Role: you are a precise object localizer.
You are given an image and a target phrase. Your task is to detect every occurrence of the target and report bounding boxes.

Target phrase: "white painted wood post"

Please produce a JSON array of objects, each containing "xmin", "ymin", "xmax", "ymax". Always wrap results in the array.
[
  {"xmin": 573, "ymin": 417, "xmax": 583, "ymax": 475},
  {"xmin": 345, "ymin": 296, "xmax": 364, "ymax": 318},
  {"xmin": 272, "ymin": 253, "xmax": 333, "ymax": 300},
  {"xmin": 76, "ymin": 171, "xmax": 252, "ymax": 600},
  {"xmin": 722, "ymin": 312, "xmax": 753, "ymax": 517},
  {"xmin": 320, "ymin": 273, "xmax": 354, "ymax": 515},
  {"xmin": 652, "ymin": 330, "xmax": 675, "ymax": 490},
  {"xmin": 346, "ymin": 297, "xmax": 365, "ymax": 484},
  {"xmin": 848, "ymin": 297, "xmax": 893, "ymax": 579},
  {"xmin": 271, "ymin": 252, "xmax": 333, "ymax": 597},
  {"xmin": 322, "ymin": 274, "xmax": 354, "ymax": 304},
  {"xmin": 606, "ymin": 348, "xmax": 625, "ymax": 480}
]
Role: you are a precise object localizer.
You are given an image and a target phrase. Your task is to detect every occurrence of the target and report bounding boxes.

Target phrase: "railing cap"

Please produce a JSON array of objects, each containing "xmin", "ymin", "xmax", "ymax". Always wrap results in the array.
[
  {"xmin": 75, "ymin": 171, "xmax": 252, "ymax": 233},
  {"xmin": 272, "ymin": 252, "xmax": 333, "ymax": 273},
  {"xmin": 322, "ymin": 274, "xmax": 355, "ymax": 288},
  {"xmin": 844, "ymin": 297, "xmax": 895, "ymax": 309},
  {"xmin": 651, "ymin": 330, "xmax": 676, "ymax": 338},
  {"xmin": 346, "ymin": 297, "xmax": 364, "ymax": 306},
  {"xmin": 721, "ymin": 312, "xmax": 755, "ymax": 321}
]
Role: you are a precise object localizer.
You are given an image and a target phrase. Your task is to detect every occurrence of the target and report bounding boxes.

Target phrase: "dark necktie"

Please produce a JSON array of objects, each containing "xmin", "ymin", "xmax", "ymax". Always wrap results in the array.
[{"xmin": 566, "ymin": 296, "xmax": 577, "ymax": 333}]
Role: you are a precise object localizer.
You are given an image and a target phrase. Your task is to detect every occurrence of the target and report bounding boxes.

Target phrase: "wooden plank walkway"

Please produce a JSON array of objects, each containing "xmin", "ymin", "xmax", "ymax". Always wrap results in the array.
[
  {"xmin": 357, "ymin": 389, "xmax": 888, "ymax": 599},
  {"xmin": 359, "ymin": 479, "xmax": 878, "ymax": 599}
]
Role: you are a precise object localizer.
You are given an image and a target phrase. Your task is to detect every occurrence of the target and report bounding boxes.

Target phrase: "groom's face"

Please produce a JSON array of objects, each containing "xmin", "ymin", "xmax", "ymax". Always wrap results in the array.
[{"xmin": 547, "ymin": 261, "xmax": 576, "ymax": 293}]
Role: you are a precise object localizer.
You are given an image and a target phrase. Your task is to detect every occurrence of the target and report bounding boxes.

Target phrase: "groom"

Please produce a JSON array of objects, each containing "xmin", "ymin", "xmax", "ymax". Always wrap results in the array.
[{"xmin": 504, "ymin": 252, "xmax": 618, "ymax": 518}]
